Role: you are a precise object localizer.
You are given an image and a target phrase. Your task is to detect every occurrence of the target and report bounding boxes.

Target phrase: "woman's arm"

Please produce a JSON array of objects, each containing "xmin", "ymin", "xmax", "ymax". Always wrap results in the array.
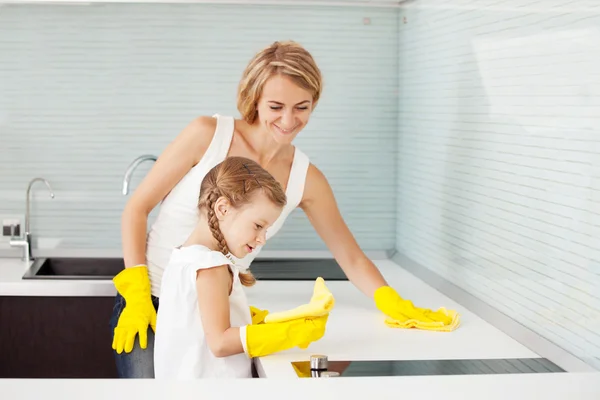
[
  {"xmin": 298, "ymin": 165, "xmax": 453, "ymax": 325},
  {"xmin": 299, "ymin": 164, "xmax": 388, "ymax": 298},
  {"xmin": 196, "ymin": 266, "xmax": 244, "ymax": 358},
  {"xmin": 121, "ymin": 116, "xmax": 217, "ymax": 268}
]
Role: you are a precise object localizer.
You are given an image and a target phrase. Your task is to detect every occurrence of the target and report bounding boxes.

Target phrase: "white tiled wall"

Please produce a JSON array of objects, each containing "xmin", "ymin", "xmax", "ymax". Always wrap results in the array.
[
  {"xmin": 396, "ymin": 0, "xmax": 600, "ymax": 369},
  {"xmin": 0, "ymin": 4, "xmax": 398, "ymax": 251}
]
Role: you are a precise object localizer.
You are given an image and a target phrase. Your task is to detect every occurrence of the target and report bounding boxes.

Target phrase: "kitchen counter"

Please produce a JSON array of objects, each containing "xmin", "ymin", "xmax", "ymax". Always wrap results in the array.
[
  {"xmin": 0, "ymin": 257, "xmax": 117, "ymax": 297},
  {"xmin": 0, "ymin": 249, "xmax": 379, "ymax": 296},
  {"xmin": 244, "ymin": 260, "xmax": 545, "ymax": 378},
  {"xmin": 2, "ymin": 255, "xmax": 599, "ymax": 396},
  {"xmin": 1, "ymin": 372, "xmax": 600, "ymax": 400}
]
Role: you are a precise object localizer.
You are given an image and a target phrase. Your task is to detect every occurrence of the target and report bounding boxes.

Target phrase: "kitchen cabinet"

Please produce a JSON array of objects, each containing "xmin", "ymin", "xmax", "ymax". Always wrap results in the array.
[{"xmin": 0, "ymin": 296, "xmax": 118, "ymax": 378}]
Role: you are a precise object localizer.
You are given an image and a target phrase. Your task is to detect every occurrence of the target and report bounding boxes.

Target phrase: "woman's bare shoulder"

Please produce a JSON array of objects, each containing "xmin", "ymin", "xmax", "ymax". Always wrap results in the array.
[
  {"xmin": 178, "ymin": 115, "xmax": 219, "ymax": 163},
  {"xmin": 188, "ymin": 115, "xmax": 218, "ymax": 142}
]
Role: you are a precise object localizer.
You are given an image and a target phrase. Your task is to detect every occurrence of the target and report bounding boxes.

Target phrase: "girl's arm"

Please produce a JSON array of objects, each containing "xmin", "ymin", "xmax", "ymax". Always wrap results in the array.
[
  {"xmin": 196, "ymin": 265, "xmax": 333, "ymax": 359},
  {"xmin": 196, "ymin": 265, "xmax": 244, "ymax": 358}
]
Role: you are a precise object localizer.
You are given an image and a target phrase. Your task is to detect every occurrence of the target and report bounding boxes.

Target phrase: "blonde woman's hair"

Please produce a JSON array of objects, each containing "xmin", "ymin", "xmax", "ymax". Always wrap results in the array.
[
  {"xmin": 198, "ymin": 156, "xmax": 287, "ymax": 287},
  {"xmin": 237, "ymin": 40, "xmax": 323, "ymax": 124}
]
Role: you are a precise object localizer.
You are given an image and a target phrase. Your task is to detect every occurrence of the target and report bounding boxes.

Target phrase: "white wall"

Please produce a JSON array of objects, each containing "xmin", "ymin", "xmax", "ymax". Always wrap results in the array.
[
  {"xmin": 396, "ymin": 0, "xmax": 600, "ymax": 369},
  {"xmin": 0, "ymin": 4, "xmax": 398, "ymax": 252}
]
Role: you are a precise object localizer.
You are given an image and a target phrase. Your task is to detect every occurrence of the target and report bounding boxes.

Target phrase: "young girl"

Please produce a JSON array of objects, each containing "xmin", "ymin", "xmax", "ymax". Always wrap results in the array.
[{"xmin": 153, "ymin": 156, "xmax": 329, "ymax": 379}]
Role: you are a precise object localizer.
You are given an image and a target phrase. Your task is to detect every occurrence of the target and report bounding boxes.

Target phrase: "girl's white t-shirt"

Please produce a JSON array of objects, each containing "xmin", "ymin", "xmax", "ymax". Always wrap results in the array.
[{"xmin": 153, "ymin": 244, "xmax": 253, "ymax": 379}]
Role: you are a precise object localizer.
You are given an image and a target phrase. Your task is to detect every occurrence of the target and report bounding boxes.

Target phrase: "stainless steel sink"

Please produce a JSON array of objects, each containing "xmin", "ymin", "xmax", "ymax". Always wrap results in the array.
[
  {"xmin": 22, "ymin": 257, "xmax": 125, "ymax": 280},
  {"xmin": 22, "ymin": 257, "xmax": 349, "ymax": 281}
]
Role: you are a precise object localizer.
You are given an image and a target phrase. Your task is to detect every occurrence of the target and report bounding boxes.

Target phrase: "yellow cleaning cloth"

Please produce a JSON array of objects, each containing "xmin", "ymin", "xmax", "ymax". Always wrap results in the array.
[
  {"xmin": 384, "ymin": 307, "xmax": 461, "ymax": 332},
  {"xmin": 264, "ymin": 277, "xmax": 335, "ymax": 324}
]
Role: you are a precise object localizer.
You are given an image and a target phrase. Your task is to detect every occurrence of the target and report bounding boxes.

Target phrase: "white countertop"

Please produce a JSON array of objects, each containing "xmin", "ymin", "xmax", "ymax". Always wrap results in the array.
[
  {"xmin": 0, "ymin": 249, "xmax": 387, "ymax": 297},
  {"xmin": 0, "ymin": 257, "xmax": 117, "ymax": 297},
  {"xmin": 0, "ymin": 256, "xmax": 562, "ymax": 366},
  {"xmin": 1, "ymin": 372, "xmax": 600, "ymax": 400},
  {"xmin": 2, "ymin": 255, "xmax": 599, "ymax": 397},
  {"xmin": 244, "ymin": 260, "xmax": 542, "ymax": 378}
]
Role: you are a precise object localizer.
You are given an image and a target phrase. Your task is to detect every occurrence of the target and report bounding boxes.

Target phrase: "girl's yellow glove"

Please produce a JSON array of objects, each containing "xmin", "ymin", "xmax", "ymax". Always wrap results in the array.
[{"xmin": 244, "ymin": 314, "xmax": 329, "ymax": 358}]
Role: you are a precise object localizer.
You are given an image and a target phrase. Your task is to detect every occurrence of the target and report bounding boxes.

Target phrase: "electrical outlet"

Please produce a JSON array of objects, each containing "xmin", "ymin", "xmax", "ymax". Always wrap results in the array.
[
  {"xmin": 0, "ymin": 214, "xmax": 25, "ymax": 241},
  {"xmin": 2, "ymin": 223, "xmax": 19, "ymax": 237}
]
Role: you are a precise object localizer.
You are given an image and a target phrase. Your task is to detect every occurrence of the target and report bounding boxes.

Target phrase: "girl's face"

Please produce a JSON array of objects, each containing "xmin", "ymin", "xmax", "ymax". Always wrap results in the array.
[
  {"xmin": 214, "ymin": 191, "xmax": 283, "ymax": 258},
  {"xmin": 255, "ymin": 75, "xmax": 314, "ymax": 145}
]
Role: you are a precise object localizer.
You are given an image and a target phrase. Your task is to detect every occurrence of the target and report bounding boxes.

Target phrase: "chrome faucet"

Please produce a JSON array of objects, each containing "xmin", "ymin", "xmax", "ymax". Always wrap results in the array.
[
  {"xmin": 122, "ymin": 154, "xmax": 157, "ymax": 195},
  {"xmin": 10, "ymin": 177, "xmax": 55, "ymax": 264}
]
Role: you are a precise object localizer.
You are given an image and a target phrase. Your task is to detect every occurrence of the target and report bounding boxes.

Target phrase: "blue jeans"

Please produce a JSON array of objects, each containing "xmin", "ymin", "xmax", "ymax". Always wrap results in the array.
[{"xmin": 109, "ymin": 292, "xmax": 160, "ymax": 378}]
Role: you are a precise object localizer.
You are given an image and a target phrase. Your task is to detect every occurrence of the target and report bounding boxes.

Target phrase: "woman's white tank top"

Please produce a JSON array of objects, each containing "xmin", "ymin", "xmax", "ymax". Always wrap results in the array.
[{"xmin": 146, "ymin": 114, "xmax": 310, "ymax": 297}]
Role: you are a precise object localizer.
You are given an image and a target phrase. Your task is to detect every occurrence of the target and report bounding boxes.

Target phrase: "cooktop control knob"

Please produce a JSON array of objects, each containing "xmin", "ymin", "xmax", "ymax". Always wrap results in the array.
[{"xmin": 310, "ymin": 354, "xmax": 328, "ymax": 370}]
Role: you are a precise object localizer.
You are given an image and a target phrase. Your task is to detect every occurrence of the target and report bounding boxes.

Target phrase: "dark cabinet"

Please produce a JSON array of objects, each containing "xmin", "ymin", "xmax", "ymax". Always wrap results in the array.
[{"xmin": 0, "ymin": 296, "xmax": 118, "ymax": 378}]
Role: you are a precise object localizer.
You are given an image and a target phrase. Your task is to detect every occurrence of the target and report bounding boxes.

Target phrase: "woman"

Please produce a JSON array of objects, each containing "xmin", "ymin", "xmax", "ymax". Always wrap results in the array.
[{"xmin": 109, "ymin": 40, "xmax": 452, "ymax": 379}]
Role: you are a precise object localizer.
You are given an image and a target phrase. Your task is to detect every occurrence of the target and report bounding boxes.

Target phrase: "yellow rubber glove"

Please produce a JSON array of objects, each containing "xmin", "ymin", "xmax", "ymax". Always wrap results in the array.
[
  {"xmin": 249, "ymin": 306, "xmax": 269, "ymax": 325},
  {"xmin": 245, "ymin": 314, "xmax": 329, "ymax": 358},
  {"xmin": 264, "ymin": 277, "xmax": 334, "ymax": 323},
  {"xmin": 112, "ymin": 265, "xmax": 157, "ymax": 354},
  {"xmin": 374, "ymin": 286, "xmax": 453, "ymax": 325}
]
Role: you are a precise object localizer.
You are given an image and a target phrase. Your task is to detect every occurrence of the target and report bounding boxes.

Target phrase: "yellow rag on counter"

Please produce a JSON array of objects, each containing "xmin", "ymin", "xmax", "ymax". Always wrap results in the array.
[
  {"xmin": 264, "ymin": 277, "xmax": 335, "ymax": 324},
  {"xmin": 384, "ymin": 307, "xmax": 461, "ymax": 332}
]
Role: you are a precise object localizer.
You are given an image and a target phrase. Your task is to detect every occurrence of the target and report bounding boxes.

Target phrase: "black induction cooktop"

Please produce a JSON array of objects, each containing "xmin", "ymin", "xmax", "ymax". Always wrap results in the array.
[
  {"xmin": 249, "ymin": 258, "xmax": 348, "ymax": 281},
  {"xmin": 292, "ymin": 358, "xmax": 565, "ymax": 378}
]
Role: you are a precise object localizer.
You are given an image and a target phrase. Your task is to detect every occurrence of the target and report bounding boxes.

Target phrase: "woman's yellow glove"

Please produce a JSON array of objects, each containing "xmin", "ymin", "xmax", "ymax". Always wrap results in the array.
[
  {"xmin": 244, "ymin": 314, "xmax": 329, "ymax": 358},
  {"xmin": 249, "ymin": 306, "xmax": 269, "ymax": 325},
  {"xmin": 112, "ymin": 265, "xmax": 157, "ymax": 354},
  {"xmin": 374, "ymin": 286, "xmax": 453, "ymax": 325}
]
